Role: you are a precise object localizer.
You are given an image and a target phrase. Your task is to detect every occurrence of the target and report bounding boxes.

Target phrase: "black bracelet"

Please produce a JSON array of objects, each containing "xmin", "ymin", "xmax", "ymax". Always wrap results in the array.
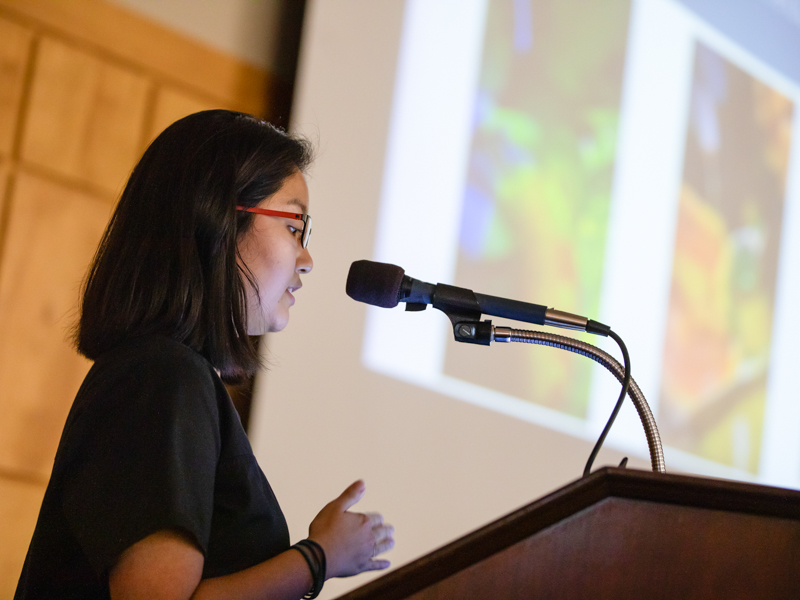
[
  {"xmin": 299, "ymin": 539, "xmax": 326, "ymax": 583},
  {"xmin": 292, "ymin": 539, "xmax": 326, "ymax": 599},
  {"xmin": 292, "ymin": 544, "xmax": 320, "ymax": 599}
]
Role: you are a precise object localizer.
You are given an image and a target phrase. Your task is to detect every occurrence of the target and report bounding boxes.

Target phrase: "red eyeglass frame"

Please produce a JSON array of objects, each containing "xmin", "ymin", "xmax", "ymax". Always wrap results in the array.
[{"xmin": 236, "ymin": 206, "xmax": 312, "ymax": 249}]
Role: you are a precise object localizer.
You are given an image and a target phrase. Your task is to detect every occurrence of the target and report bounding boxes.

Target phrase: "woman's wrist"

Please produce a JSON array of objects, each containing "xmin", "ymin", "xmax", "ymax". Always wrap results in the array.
[{"xmin": 290, "ymin": 539, "xmax": 327, "ymax": 599}]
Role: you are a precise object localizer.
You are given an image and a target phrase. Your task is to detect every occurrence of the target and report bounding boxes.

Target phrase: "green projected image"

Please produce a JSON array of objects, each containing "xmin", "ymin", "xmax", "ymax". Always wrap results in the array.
[
  {"xmin": 658, "ymin": 42, "xmax": 794, "ymax": 472},
  {"xmin": 443, "ymin": 0, "xmax": 631, "ymax": 417}
]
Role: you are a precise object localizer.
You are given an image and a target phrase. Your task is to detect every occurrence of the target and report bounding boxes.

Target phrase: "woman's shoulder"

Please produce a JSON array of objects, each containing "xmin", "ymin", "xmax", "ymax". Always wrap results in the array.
[
  {"xmin": 75, "ymin": 335, "xmax": 224, "ymax": 420},
  {"xmin": 95, "ymin": 334, "xmax": 213, "ymax": 370},
  {"xmin": 88, "ymin": 335, "xmax": 218, "ymax": 388},
  {"xmin": 51, "ymin": 335, "xmax": 229, "ymax": 484}
]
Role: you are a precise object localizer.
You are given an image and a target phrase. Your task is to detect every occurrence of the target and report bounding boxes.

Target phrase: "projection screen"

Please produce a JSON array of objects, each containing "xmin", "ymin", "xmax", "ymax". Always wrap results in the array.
[{"xmin": 251, "ymin": 1, "xmax": 800, "ymax": 596}]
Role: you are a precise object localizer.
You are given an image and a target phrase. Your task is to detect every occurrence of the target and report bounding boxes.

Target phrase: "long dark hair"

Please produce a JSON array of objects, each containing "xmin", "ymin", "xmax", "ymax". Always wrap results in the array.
[{"xmin": 76, "ymin": 110, "xmax": 313, "ymax": 381}]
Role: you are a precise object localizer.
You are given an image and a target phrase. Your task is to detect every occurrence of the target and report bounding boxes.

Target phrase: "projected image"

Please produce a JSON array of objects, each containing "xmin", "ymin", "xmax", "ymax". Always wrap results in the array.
[
  {"xmin": 443, "ymin": 0, "xmax": 631, "ymax": 417},
  {"xmin": 658, "ymin": 42, "xmax": 794, "ymax": 473},
  {"xmin": 367, "ymin": 0, "xmax": 800, "ymax": 484}
]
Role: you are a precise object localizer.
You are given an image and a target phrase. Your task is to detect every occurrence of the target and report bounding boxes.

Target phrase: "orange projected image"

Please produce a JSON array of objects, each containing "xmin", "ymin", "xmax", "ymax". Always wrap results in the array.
[{"xmin": 659, "ymin": 42, "xmax": 794, "ymax": 472}]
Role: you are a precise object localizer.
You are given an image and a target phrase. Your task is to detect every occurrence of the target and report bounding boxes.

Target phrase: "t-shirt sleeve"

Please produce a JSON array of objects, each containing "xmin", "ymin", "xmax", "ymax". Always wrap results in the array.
[{"xmin": 61, "ymin": 345, "xmax": 222, "ymax": 576}]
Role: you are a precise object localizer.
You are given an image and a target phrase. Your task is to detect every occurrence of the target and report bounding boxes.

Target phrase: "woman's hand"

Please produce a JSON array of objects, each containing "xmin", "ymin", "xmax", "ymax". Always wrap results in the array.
[{"xmin": 308, "ymin": 480, "xmax": 395, "ymax": 578}]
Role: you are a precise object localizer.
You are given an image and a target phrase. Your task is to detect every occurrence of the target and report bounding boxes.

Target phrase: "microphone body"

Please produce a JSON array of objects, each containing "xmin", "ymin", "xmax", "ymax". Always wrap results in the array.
[
  {"xmin": 397, "ymin": 275, "xmax": 548, "ymax": 325},
  {"xmin": 346, "ymin": 260, "xmax": 609, "ymax": 336}
]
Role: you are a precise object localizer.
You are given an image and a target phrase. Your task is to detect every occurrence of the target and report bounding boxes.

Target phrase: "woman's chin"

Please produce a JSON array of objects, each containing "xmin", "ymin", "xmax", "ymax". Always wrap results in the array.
[
  {"xmin": 247, "ymin": 305, "xmax": 290, "ymax": 335},
  {"xmin": 264, "ymin": 315, "xmax": 290, "ymax": 334}
]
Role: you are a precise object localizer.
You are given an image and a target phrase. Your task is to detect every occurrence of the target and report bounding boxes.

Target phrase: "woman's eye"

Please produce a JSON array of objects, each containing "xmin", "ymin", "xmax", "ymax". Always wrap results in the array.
[{"xmin": 288, "ymin": 225, "xmax": 299, "ymax": 234}]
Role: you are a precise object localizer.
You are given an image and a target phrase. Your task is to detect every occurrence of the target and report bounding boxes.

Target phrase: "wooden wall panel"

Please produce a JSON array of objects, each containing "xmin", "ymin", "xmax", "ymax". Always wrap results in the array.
[
  {"xmin": 147, "ymin": 86, "xmax": 221, "ymax": 148},
  {"xmin": 0, "ymin": 476, "xmax": 45, "ymax": 595},
  {"xmin": 0, "ymin": 159, "xmax": 7, "ymax": 221},
  {"xmin": 0, "ymin": 1, "xmax": 273, "ymax": 590},
  {"xmin": 0, "ymin": 16, "xmax": 31, "ymax": 157},
  {"xmin": 21, "ymin": 37, "xmax": 150, "ymax": 193},
  {"xmin": 0, "ymin": 173, "xmax": 110, "ymax": 478}
]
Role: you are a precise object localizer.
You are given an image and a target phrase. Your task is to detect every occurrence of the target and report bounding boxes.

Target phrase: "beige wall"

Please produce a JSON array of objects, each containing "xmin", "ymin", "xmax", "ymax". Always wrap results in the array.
[{"xmin": 0, "ymin": 0, "xmax": 272, "ymax": 593}]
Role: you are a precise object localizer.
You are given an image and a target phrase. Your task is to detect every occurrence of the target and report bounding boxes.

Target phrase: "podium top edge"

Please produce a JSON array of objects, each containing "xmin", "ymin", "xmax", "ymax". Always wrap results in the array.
[{"xmin": 335, "ymin": 468, "xmax": 800, "ymax": 600}]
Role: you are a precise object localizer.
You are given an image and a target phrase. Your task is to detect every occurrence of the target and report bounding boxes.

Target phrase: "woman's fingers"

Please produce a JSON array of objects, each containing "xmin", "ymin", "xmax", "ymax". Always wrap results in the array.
[
  {"xmin": 372, "ymin": 524, "xmax": 394, "ymax": 546},
  {"xmin": 369, "ymin": 522, "xmax": 394, "ymax": 564},
  {"xmin": 362, "ymin": 513, "xmax": 393, "ymax": 555},
  {"xmin": 363, "ymin": 559, "xmax": 391, "ymax": 571},
  {"xmin": 372, "ymin": 533, "xmax": 395, "ymax": 557},
  {"xmin": 335, "ymin": 480, "xmax": 366, "ymax": 512},
  {"xmin": 364, "ymin": 512, "xmax": 383, "ymax": 527}
]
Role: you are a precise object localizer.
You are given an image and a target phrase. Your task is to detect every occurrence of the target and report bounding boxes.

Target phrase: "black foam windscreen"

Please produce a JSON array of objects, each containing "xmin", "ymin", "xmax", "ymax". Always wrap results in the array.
[{"xmin": 346, "ymin": 260, "xmax": 405, "ymax": 308}]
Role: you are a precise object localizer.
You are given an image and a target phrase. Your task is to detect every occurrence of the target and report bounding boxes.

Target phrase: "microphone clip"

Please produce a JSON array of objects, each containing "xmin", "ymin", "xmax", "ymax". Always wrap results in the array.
[
  {"xmin": 452, "ymin": 320, "xmax": 494, "ymax": 346},
  {"xmin": 404, "ymin": 302, "xmax": 427, "ymax": 312},
  {"xmin": 422, "ymin": 282, "xmax": 492, "ymax": 345}
]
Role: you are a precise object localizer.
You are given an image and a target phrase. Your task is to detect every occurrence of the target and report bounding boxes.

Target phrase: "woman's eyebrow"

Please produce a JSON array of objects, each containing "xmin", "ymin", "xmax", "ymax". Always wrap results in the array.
[{"xmin": 286, "ymin": 198, "xmax": 308, "ymax": 214}]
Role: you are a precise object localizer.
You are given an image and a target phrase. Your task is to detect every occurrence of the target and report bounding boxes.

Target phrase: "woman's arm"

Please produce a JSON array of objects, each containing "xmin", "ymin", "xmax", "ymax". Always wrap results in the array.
[
  {"xmin": 109, "ymin": 481, "xmax": 394, "ymax": 600},
  {"xmin": 109, "ymin": 530, "xmax": 314, "ymax": 600}
]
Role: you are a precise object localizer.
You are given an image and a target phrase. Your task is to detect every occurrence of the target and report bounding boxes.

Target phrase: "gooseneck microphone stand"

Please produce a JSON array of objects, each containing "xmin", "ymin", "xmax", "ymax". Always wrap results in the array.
[
  {"xmin": 345, "ymin": 260, "xmax": 667, "ymax": 476},
  {"xmin": 490, "ymin": 325, "xmax": 666, "ymax": 474},
  {"xmin": 415, "ymin": 282, "xmax": 666, "ymax": 476}
]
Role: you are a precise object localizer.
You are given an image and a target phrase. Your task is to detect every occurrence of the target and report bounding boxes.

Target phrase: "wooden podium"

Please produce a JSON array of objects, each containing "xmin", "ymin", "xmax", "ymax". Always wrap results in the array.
[{"xmin": 335, "ymin": 468, "xmax": 800, "ymax": 599}]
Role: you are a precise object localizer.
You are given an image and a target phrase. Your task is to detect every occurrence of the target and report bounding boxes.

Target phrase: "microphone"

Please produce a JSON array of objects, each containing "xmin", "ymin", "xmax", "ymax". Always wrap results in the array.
[
  {"xmin": 346, "ymin": 261, "xmax": 656, "ymax": 477},
  {"xmin": 346, "ymin": 260, "xmax": 610, "ymax": 336}
]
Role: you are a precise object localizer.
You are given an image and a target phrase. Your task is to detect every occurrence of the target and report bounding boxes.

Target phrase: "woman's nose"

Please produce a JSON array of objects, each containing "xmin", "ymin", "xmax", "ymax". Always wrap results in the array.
[{"xmin": 297, "ymin": 247, "xmax": 313, "ymax": 274}]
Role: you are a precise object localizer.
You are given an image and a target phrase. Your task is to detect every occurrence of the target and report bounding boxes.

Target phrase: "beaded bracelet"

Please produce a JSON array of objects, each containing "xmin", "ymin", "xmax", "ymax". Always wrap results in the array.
[{"xmin": 292, "ymin": 539, "xmax": 327, "ymax": 599}]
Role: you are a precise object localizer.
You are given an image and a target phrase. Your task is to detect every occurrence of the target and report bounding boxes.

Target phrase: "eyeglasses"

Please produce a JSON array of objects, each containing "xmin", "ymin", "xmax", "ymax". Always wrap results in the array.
[{"xmin": 236, "ymin": 206, "xmax": 312, "ymax": 249}]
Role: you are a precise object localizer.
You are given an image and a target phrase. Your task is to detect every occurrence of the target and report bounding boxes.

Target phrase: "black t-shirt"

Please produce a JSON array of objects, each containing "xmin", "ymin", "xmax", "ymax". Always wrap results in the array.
[{"xmin": 15, "ymin": 335, "xmax": 289, "ymax": 599}]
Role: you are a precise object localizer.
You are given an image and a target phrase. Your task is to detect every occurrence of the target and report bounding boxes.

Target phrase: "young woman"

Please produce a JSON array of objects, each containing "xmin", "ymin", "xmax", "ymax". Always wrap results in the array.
[{"xmin": 15, "ymin": 110, "xmax": 394, "ymax": 600}]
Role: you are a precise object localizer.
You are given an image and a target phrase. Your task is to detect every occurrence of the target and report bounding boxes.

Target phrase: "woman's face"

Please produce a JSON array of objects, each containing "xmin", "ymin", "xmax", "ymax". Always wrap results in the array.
[{"xmin": 237, "ymin": 171, "xmax": 313, "ymax": 335}]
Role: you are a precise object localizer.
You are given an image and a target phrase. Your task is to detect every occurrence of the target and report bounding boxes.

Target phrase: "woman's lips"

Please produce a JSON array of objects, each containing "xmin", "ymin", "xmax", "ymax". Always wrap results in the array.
[{"xmin": 286, "ymin": 285, "xmax": 301, "ymax": 305}]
